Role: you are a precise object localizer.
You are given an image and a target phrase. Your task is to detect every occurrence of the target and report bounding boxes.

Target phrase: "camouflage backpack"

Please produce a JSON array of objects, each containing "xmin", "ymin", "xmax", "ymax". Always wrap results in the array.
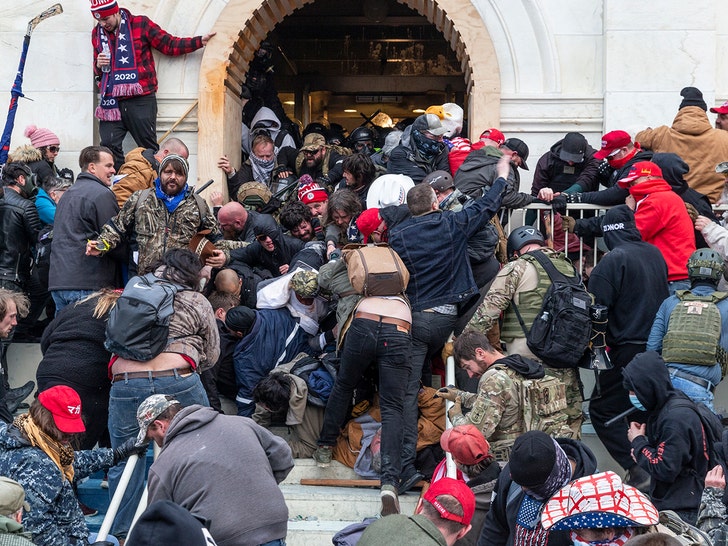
[
  {"xmin": 662, "ymin": 290, "xmax": 728, "ymax": 373},
  {"xmin": 494, "ymin": 366, "xmax": 571, "ymax": 438},
  {"xmin": 520, "ymin": 375, "xmax": 571, "ymax": 438}
]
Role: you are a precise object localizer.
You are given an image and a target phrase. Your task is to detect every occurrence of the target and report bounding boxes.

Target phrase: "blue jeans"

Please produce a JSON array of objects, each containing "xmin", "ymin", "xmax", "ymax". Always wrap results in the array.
[
  {"xmin": 108, "ymin": 371, "xmax": 209, "ymax": 537},
  {"xmin": 400, "ymin": 311, "xmax": 457, "ymax": 479},
  {"xmin": 318, "ymin": 318, "xmax": 412, "ymax": 487},
  {"xmin": 51, "ymin": 289, "xmax": 93, "ymax": 315},
  {"xmin": 259, "ymin": 540, "xmax": 285, "ymax": 546},
  {"xmin": 669, "ymin": 373, "xmax": 715, "ymax": 412}
]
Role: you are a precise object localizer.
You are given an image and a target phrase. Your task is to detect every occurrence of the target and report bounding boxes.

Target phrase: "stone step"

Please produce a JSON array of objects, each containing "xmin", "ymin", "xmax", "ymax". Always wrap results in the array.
[
  {"xmin": 286, "ymin": 519, "xmax": 366, "ymax": 546},
  {"xmin": 283, "ymin": 483, "xmax": 419, "ymax": 522}
]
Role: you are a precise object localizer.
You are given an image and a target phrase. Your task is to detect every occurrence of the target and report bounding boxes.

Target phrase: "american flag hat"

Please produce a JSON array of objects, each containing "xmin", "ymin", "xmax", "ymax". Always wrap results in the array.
[{"xmin": 541, "ymin": 471, "xmax": 659, "ymax": 531}]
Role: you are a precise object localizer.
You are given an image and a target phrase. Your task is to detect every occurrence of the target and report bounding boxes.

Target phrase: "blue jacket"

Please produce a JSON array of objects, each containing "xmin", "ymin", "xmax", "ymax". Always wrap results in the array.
[
  {"xmin": 647, "ymin": 283, "xmax": 728, "ymax": 385},
  {"xmin": 34, "ymin": 188, "xmax": 56, "ymax": 227},
  {"xmin": 0, "ymin": 423, "xmax": 113, "ymax": 546},
  {"xmin": 233, "ymin": 308, "xmax": 311, "ymax": 416},
  {"xmin": 388, "ymin": 178, "xmax": 506, "ymax": 312}
]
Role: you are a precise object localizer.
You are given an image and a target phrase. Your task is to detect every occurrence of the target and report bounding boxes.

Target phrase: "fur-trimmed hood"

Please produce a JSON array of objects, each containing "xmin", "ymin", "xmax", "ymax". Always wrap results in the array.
[{"xmin": 7, "ymin": 145, "xmax": 42, "ymax": 164}]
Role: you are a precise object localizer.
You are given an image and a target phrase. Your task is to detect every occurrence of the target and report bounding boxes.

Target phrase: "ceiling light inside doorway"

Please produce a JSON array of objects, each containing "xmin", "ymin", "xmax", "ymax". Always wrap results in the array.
[{"xmin": 344, "ymin": 109, "xmax": 357, "ymax": 113}]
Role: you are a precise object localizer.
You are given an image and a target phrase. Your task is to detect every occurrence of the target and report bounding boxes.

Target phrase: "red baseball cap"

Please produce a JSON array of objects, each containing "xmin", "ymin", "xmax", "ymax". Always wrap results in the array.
[
  {"xmin": 37, "ymin": 386, "xmax": 85, "ymax": 434},
  {"xmin": 440, "ymin": 425, "xmax": 490, "ymax": 466},
  {"xmin": 479, "ymin": 128, "xmax": 506, "ymax": 146},
  {"xmin": 617, "ymin": 161, "xmax": 663, "ymax": 188},
  {"xmin": 593, "ymin": 130, "xmax": 632, "ymax": 160},
  {"xmin": 710, "ymin": 101, "xmax": 728, "ymax": 115},
  {"xmin": 424, "ymin": 477, "xmax": 476, "ymax": 526}
]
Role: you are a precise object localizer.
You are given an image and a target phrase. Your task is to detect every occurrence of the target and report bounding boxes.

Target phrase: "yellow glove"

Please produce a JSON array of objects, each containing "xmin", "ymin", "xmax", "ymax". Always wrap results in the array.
[
  {"xmin": 441, "ymin": 342, "xmax": 454, "ymax": 362},
  {"xmin": 447, "ymin": 398, "xmax": 462, "ymax": 421},
  {"xmin": 685, "ymin": 202, "xmax": 699, "ymax": 223},
  {"xmin": 562, "ymin": 216, "xmax": 576, "ymax": 233},
  {"xmin": 434, "ymin": 387, "xmax": 460, "ymax": 402}
]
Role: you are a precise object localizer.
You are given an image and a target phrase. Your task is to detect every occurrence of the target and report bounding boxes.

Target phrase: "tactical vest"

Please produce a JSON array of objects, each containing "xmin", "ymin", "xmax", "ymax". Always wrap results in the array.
[
  {"xmin": 500, "ymin": 251, "xmax": 575, "ymax": 341},
  {"xmin": 662, "ymin": 290, "xmax": 728, "ymax": 366}
]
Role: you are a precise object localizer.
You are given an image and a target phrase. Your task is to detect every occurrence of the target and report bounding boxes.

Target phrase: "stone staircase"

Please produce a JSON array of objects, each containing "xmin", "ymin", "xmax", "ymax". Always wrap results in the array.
[{"xmin": 76, "ymin": 456, "xmax": 421, "ymax": 545}]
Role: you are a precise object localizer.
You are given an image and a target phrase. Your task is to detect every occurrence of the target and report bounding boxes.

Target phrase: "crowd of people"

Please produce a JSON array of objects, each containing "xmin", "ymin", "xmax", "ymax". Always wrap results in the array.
[{"xmin": 3, "ymin": 1, "xmax": 728, "ymax": 543}]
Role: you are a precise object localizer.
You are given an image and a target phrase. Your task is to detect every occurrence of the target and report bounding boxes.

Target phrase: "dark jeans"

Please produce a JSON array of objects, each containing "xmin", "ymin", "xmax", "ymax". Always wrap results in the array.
[
  {"xmin": 99, "ymin": 94, "xmax": 158, "ymax": 170},
  {"xmin": 318, "ymin": 318, "xmax": 412, "ymax": 487},
  {"xmin": 589, "ymin": 343, "xmax": 646, "ymax": 470},
  {"xmin": 400, "ymin": 310, "xmax": 457, "ymax": 479}
]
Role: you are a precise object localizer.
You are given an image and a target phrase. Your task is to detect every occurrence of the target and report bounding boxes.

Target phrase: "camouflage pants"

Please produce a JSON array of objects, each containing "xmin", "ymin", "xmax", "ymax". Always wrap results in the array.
[{"xmin": 544, "ymin": 367, "xmax": 583, "ymax": 439}]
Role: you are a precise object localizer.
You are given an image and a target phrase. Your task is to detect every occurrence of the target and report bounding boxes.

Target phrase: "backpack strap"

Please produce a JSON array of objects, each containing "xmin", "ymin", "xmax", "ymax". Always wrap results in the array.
[
  {"xmin": 190, "ymin": 191, "xmax": 209, "ymax": 231},
  {"xmin": 525, "ymin": 249, "xmax": 579, "ymax": 285}
]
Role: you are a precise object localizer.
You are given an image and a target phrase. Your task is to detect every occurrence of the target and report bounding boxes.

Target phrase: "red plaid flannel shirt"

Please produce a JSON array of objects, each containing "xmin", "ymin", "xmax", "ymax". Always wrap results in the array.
[{"xmin": 92, "ymin": 9, "xmax": 203, "ymax": 96}]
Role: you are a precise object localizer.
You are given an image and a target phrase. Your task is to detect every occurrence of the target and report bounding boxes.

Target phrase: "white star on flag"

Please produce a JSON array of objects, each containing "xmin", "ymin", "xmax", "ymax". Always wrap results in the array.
[
  {"xmin": 119, "ymin": 44, "xmax": 127, "ymax": 52},
  {"xmin": 118, "ymin": 33, "xmax": 126, "ymax": 41},
  {"xmin": 120, "ymin": 56, "xmax": 130, "ymax": 64}
]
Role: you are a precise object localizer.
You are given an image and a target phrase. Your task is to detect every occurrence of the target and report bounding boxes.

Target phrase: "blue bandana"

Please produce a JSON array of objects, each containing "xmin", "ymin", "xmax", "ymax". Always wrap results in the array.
[{"xmin": 154, "ymin": 178, "xmax": 189, "ymax": 213}]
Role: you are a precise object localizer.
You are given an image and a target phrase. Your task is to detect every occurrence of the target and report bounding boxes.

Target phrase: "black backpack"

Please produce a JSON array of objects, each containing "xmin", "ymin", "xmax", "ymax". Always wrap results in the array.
[
  {"xmin": 104, "ymin": 273, "xmax": 185, "ymax": 361},
  {"xmin": 671, "ymin": 396, "xmax": 725, "ymax": 471},
  {"xmin": 512, "ymin": 250, "xmax": 592, "ymax": 368}
]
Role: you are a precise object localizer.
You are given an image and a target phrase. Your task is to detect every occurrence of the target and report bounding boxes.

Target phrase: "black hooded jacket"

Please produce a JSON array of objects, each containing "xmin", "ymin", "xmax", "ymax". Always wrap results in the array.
[
  {"xmin": 622, "ymin": 351, "xmax": 709, "ymax": 512},
  {"xmin": 496, "ymin": 354, "xmax": 544, "ymax": 379},
  {"xmin": 477, "ymin": 438, "xmax": 598, "ymax": 546},
  {"xmin": 531, "ymin": 138, "xmax": 600, "ymax": 194},
  {"xmin": 229, "ymin": 224, "xmax": 305, "ymax": 278},
  {"xmin": 588, "ymin": 206, "xmax": 669, "ymax": 347}
]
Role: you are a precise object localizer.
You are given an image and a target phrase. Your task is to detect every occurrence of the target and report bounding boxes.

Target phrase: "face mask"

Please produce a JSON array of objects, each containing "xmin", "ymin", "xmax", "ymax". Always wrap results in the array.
[
  {"xmin": 17, "ymin": 171, "xmax": 38, "ymax": 198},
  {"xmin": 607, "ymin": 146, "xmax": 638, "ymax": 170},
  {"xmin": 412, "ymin": 130, "xmax": 444, "ymax": 160},
  {"xmin": 628, "ymin": 394, "xmax": 646, "ymax": 412}
]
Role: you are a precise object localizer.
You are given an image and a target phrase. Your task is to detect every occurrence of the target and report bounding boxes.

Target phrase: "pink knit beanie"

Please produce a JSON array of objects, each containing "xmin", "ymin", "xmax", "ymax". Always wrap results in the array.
[{"xmin": 24, "ymin": 125, "xmax": 60, "ymax": 149}]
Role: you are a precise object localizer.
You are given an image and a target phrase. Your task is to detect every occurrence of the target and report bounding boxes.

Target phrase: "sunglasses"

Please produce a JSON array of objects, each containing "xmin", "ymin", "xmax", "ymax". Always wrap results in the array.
[
  {"xmin": 48, "ymin": 146, "xmax": 60, "ymax": 153},
  {"xmin": 255, "ymin": 234, "xmax": 271, "ymax": 242},
  {"xmin": 302, "ymin": 148, "xmax": 321, "ymax": 157}
]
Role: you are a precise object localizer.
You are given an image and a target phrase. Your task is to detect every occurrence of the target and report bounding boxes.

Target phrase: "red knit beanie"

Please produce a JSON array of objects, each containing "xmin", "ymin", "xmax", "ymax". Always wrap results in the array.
[
  {"xmin": 356, "ymin": 208, "xmax": 382, "ymax": 243},
  {"xmin": 24, "ymin": 125, "xmax": 59, "ymax": 149},
  {"xmin": 90, "ymin": 0, "xmax": 119, "ymax": 19}
]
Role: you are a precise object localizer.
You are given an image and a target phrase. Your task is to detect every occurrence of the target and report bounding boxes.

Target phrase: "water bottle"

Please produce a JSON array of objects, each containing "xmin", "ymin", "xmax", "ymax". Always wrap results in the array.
[{"xmin": 101, "ymin": 42, "xmax": 111, "ymax": 73}]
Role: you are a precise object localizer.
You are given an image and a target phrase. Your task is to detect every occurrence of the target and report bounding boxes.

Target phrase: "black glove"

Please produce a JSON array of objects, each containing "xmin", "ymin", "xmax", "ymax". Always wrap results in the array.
[
  {"xmin": 596, "ymin": 159, "xmax": 613, "ymax": 183},
  {"xmin": 564, "ymin": 193, "xmax": 583, "ymax": 204},
  {"xmin": 113, "ymin": 438, "xmax": 150, "ymax": 465},
  {"xmin": 551, "ymin": 195, "xmax": 567, "ymax": 215}
]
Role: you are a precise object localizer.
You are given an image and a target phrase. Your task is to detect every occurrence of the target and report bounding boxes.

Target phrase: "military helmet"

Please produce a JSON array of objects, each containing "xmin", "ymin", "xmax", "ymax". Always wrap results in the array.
[
  {"xmin": 687, "ymin": 248, "xmax": 726, "ymax": 282},
  {"xmin": 506, "ymin": 226, "xmax": 545, "ymax": 259},
  {"xmin": 237, "ymin": 181, "xmax": 272, "ymax": 210},
  {"xmin": 349, "ymin": 126, "xmax": 376, "ymax": 143}
]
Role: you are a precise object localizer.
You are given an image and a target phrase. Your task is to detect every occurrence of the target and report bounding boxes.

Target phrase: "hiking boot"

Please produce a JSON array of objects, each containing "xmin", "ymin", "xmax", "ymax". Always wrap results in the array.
[
  {"xmin": 380, "ymin": 485, "xmax": 400, "ymax": 517},
  {"xmin": 313, "ymin": 445, "xmax": 333, "ymax": 467},
  {"xmin": 625, "ymin": 465, "xmax": 651, "ymax": 493},
  {"xmin": 6, "ymin": 381, "xmax": 34, "ymax": 413}
]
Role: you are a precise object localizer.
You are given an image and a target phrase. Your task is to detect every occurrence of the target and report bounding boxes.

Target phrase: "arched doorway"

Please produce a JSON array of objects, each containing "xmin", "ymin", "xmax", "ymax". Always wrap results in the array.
[{"xmin": 197, "ymin": 0, "xmax": 501, "ymax": 197}]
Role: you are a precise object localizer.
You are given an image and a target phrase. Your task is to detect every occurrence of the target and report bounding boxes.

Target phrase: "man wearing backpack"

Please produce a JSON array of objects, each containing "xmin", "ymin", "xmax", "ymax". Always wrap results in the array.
[
  {"xmin": 647, "ymin": 248, "xmax": 728, "ymax": 412},
  {"xmin": 623, "ymin": 351, "xmax": 714, "ymax": 525},
  {"xmin": 467, "ymin": 226, "xmax": 585, "ymax": 438},
  {"xmin": 439, "ymin": 330, "xmax": 568, "ymax": 462}
]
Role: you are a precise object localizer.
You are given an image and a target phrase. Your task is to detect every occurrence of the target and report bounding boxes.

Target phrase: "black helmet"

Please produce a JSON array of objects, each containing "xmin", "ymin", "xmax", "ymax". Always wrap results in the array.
[
  {"xmin": 506, "ymin": 226, "xmax": 545, "ymax": 259},
  {"xmin": 349, "ymin": 126, "xmax": 376, "ymax": 143},
  {"xmin": 687, "ymin": 248, "xmax": 725, "ymax": 283}
]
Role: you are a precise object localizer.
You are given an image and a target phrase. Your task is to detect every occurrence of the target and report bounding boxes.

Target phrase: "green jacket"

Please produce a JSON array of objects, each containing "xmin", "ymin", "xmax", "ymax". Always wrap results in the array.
[
  {"xmin": 358, "ymin": 514, "xmax": 447, "ymax": 546},
  {"xmin": 0, "ymin": 514, "xmax": 35, "ymax": 546}
]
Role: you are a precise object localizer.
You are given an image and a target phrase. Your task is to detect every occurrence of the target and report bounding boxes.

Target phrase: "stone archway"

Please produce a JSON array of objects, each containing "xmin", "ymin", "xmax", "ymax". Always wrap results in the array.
[{"xmin": 197, "ymin": 0, "xmax": 501, "ymax": 197}]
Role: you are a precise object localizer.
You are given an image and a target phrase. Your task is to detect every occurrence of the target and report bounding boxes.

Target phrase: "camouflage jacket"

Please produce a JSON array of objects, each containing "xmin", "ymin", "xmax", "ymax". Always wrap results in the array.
[
  {"xmin": 0, "ymin": 423, "xmax": 113, "ymax": 546},
  {"xmin": 697, "ymin": 486, "xmax": 728, "ymax": 546},
  {"xmin": 99, "ymin": 187, "xmax": 222, "ymax": 274},
  {"xmin": 467, "ymin": 248, "xmax": 569, "ymax": 360},
  {"xmin": 449, "ymin": 365, "xmax": 524, "ymax": 442}
]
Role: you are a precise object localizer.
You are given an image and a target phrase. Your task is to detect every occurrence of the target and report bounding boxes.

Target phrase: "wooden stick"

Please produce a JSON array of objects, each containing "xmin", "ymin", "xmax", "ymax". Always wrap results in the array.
[{"xmin": 157, "ymin": 100, "xmax": 199, "ymax": 144}]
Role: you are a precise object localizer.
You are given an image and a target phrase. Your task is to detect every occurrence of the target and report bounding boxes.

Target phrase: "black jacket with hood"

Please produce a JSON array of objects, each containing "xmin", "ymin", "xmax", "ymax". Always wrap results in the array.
[
  {"xmin": 477, "ymin": 438, "xmax": 598, "ymax": 546},
  {"xmin": 588, "ymin": 205, "xmax": 669, "ymax": 347},
  {"xmin": 622, "ymin": 351, "xmax": 709, "ymax": 512},
  {"xmin": 531, "ymin": 138, "xmax": 600, "ymax": 195}
]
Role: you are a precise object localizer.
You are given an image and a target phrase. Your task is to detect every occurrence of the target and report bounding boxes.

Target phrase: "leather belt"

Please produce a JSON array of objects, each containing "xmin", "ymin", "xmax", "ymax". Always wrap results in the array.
[
  {"xmin": 112, "ymin": 366, "xmax": 193, "ymax": 383},
  {"xmin": 668, "ymin": 367, "xmax": 715, "ymax": 393},
  {"xmin": 353, "ymin": 311, "xmax": 411, "ymax": 332}
]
